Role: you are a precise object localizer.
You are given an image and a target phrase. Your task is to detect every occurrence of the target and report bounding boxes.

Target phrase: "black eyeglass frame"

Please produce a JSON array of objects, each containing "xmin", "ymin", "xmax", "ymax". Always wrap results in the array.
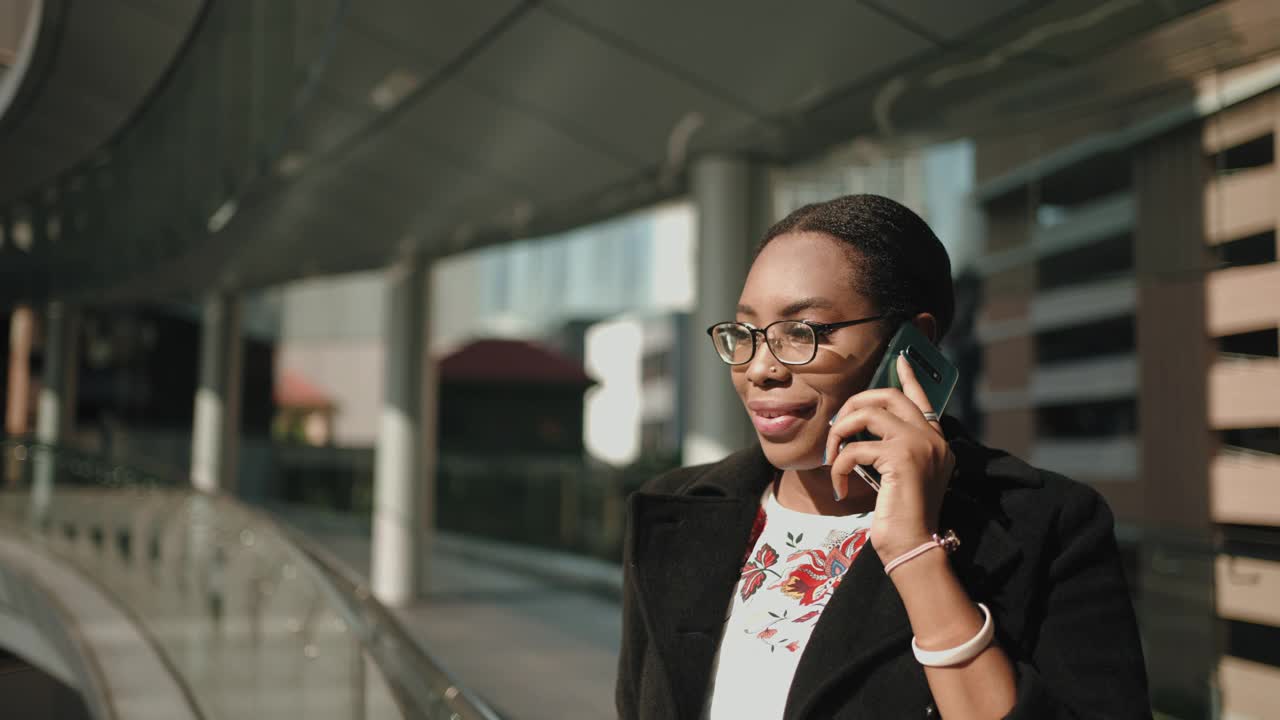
[{"xmin": 705, "ymin": 315, "xmax": 889, "ymax": 366}]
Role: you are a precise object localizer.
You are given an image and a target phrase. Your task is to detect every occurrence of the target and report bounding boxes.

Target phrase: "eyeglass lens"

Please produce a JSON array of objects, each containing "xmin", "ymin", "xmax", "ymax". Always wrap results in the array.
[{"xmin": 711, "ymin": 322, "xmax": 816, "ymax": 365}]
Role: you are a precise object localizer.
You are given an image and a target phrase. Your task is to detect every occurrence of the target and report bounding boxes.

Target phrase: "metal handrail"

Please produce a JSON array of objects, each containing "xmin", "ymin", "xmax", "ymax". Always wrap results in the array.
[
  {"xmin": 0, "ymin": 438, "xmax": 502, "ymax": 720},
  {"xmin": 265, "ymin": 513, "xmax": 503, "ymax": 720},
  {"xmin": 0, "ymin": 521, "xmax": 210, "ymax": 720},
  {"xmin": 0, "ymin": 554, "xmax": 118, "ymax": 720}
]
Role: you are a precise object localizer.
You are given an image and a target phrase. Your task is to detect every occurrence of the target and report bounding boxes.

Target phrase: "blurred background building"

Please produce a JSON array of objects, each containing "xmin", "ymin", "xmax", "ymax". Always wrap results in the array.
[
  {"xmin": 973, "ymin": 73, "xmax": 1280, "ymax": 712},
  {"xmin": 2, "ymin": 1, "xmax": 1279, "ymax": 718}
]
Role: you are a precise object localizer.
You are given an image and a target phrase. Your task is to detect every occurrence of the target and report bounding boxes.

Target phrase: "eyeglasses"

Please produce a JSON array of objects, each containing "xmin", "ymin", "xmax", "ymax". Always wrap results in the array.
[{"xmin": 706, "ymin": 316, "xmax": 888, "ymax": 366}]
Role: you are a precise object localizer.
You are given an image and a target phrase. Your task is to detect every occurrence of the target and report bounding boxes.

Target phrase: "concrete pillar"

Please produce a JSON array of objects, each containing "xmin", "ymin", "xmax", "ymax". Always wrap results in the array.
[
  {"xmin": 4, "ymin": 305, "xmax": 34, "ymax": 488},
  {"xmin": 371, "ymin": 259, "xmax": 437, "ymax": 606},
  {"xmin": 191, "ymin": 294, "xmax": 243, "ymax": 494},
  {"xmin": 1133, "ymin": 124, "xmax": 1216, "ymax": 716},
  {"xmin": 684, "ymin": 155, "xmax": 764, "ymax": 465},
  {"xmin": 5, "ymin": 305, "xmax": 34, "ymax": 437},
  {"xmin": 32, "ymin": 302, "xmax": 79, "ymax": 519}
]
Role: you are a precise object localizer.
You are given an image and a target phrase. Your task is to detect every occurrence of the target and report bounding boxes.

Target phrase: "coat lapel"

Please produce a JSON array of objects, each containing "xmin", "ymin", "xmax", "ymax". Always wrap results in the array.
[{"xmin": 627, "ymin": 446, "xmax": 775, "ymax": 719}]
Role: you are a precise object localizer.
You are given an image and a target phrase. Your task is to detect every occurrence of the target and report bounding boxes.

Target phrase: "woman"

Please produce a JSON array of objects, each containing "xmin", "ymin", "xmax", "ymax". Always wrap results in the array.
[{"xmin": 615, "ymin": 195, "xmax": 1151, "ymax": 719}]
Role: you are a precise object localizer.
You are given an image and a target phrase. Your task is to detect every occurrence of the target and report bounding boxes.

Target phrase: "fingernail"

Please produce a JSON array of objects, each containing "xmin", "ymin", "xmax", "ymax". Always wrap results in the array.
[
  {"xmin": 833, "ymin": 485, "xmax": 843, "ymax": 502},
  {"xmin": 828, "ymin": 413, "xmax": 837, "ymax": 427},
  {"xmin": 822, "ymin": 447, "xmax": 829, "ymax": 465}
]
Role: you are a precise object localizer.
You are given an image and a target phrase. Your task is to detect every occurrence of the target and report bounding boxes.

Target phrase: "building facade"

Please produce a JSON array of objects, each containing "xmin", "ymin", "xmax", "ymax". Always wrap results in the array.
[{"xmin": 974, "ymin": 70, "xmax": 1280, "ymax": 717}]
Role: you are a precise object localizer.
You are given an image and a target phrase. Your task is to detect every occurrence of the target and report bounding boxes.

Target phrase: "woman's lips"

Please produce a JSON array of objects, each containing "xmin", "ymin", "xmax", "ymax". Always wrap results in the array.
[{"xmin": 748, "ymin": 402, "xmax": 817, "ymax": 439}]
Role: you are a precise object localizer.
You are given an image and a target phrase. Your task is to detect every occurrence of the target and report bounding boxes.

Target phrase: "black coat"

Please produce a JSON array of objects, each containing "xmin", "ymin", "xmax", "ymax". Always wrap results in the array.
[{"xmin": 616, "ymin": 419, "xmax": 1152, "ymax": 719}]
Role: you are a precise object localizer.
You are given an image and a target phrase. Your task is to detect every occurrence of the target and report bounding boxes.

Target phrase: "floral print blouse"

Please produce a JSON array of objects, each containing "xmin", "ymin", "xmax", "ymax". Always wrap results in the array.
[{"xmin": 702, "ymin": 483, "xmax": 874, "ymax": 719}]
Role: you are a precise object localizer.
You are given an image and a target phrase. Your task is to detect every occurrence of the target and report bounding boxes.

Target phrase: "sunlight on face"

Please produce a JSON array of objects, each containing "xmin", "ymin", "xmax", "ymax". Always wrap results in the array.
[{"xmin": 732, "ymin": 232, "xmax": 888, "ymax": 470}]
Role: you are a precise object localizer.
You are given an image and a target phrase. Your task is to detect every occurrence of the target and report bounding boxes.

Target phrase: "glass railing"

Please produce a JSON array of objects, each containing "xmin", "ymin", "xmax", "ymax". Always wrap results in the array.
[{"xmin": 0, "ymin": 438, "xmax": 500, "ymax": 720}]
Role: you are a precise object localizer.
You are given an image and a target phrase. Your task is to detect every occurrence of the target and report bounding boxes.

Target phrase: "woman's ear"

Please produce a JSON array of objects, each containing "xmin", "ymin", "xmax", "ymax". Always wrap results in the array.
[{"xmin": 911, "ymin": 313, "xmax": 938, "ymax": 345}]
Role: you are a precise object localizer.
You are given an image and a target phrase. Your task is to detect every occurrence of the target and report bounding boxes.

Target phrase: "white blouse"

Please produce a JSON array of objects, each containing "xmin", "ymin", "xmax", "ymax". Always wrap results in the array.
[{"xmin": 703, "ymin": 484, "xmax": 875, "ymax": 719}]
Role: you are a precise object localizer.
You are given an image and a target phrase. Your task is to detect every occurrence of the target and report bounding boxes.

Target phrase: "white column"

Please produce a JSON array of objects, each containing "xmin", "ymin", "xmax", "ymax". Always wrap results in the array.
[
  {"xmin": 684, "ymin": 155, "xmax": 763, "ymax": 465},
  {"xmin": 191, "ymin": 294, "xmax": 243, "ymax": 494},
  {"xmin": 371, "ymin": 259, "xmax": 437, "ymax": 606},
  {"xmin": 32, "ymin": 302, "xmax": 78, "ymax": 519}
]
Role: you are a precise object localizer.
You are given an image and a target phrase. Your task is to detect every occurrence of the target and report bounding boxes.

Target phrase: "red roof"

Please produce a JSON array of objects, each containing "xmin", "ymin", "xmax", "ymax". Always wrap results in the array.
[
  {"xmin": 275, "ymin": 368, "xmax": 336, "ymax": 409},
  {"xmin": 440, "ymin": 339, "xmax": 596, "ymax": 386}
]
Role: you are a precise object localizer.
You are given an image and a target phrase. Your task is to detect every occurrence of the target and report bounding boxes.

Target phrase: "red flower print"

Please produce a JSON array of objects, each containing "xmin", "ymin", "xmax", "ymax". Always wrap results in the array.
[
  {"xmin": 786, "ymin": 641, "xmax": 800, "ymax": 652},
  {"xmin": 775, "ymin": 529, "xmax": 869, "ymax": 605},
  {"xmin": 758, "ymin": 628, "xmax": 778, "ymax": 640},
  {"xmin": 793, "ymin": 611, "xmax": 821, "ymax": 624},
  {"xmin": 739, "ymin": 543, "xmax": 779, "ymax": 600},
  {"xmin": 755, "ymin": 543, "xmax": 779, "ymax": 567}
]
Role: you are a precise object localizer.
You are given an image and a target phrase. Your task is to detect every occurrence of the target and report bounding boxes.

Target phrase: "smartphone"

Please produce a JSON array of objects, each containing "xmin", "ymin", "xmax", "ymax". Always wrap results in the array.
[{"xmin": 835, "ymin": 322, "xmax": 959, "ymax": 491}]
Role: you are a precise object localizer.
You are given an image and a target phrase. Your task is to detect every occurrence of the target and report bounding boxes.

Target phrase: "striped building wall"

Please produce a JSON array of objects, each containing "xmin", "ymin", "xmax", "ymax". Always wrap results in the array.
[
  {"xmin": 973, "ymin": 84, "xmax": 1280, "ymax": 718},
  {"xmin": 1201, "ymin": 90, "xmax": 1280, "ymax": 720}
]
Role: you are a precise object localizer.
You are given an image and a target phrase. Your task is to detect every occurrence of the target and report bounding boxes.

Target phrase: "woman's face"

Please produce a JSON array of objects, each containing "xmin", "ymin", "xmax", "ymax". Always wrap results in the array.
[{"xmin": 732, "ymin": 231, "xmax": 887, "ymax": 470}]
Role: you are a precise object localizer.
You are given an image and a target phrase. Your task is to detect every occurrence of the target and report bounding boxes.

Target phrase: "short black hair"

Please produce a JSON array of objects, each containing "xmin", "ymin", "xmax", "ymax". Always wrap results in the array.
[{"xmin": 758, "ymin": 194, "xmax": 955, "ymax": 341}]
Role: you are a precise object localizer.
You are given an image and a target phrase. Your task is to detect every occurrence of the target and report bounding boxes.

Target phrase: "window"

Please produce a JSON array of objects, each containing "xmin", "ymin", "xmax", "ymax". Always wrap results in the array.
[
  {"xmin": 1037, "ymin": 232, "xmax": 1134, "ymax": 290},
  {"xmin": 1037, "ymin": 398, "xmax": 1137, "ymax": 438},
  {"xmin": 1219, "ymin": 328, "xmax": 1279, "ymax": 360},
  {"xmin": 1225, "ymin": 620, "xmax": 1280, "ymax": 669},
  {"xmin": 1214, "ymin": 230, "xmax": 1276, "ymax": 270},
  {"xmin": 1037, "ymin": 150, "xmax": 1131, "ymax": 208},
  {"xmin": 1210, "ymin": 133, "xmax": 1274, "ymax": 176},
  {"xmin": 1036, "ymin": 315, "xmax": 1135, "ymax": 365},
  {"xmin": 1221, "ymin": 427, "xmax": 1280, "ymax": 456}
]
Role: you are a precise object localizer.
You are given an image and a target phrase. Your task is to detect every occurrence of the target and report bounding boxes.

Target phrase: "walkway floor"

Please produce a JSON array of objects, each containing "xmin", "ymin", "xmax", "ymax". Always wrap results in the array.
[{"xmin": 272, "ymin": 508, "xmax": 621, "ymax": 720}]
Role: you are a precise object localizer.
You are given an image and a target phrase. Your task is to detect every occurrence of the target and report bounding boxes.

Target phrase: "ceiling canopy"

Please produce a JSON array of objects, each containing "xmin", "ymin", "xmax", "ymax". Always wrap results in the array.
[{"xmin": 6, "ymin": 0, "xmax": 1276, "ymax": 305}]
